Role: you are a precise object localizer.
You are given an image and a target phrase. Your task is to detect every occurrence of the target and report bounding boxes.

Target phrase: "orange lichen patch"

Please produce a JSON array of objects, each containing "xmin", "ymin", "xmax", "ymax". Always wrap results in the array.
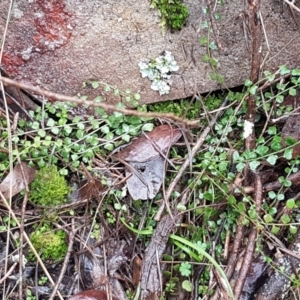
[
  {"xmin": 32, "ymin": 0, "xmax": 72, "ymax": 53},
  {"xmin": 1, "ymin": 52, "xmax": 24, "ymax": 75}
]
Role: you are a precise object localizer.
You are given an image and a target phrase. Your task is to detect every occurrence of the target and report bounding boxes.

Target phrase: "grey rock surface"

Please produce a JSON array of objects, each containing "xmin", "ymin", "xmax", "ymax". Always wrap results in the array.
[{"xmin": 1, "ymin": 0, "xmax": 300, "ymax": 105}]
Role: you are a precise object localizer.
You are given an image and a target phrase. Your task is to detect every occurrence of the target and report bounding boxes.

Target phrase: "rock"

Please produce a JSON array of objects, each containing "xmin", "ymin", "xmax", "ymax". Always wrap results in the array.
[{"xmin": 1, "ymin": 1, "xmax": 300, "ymax": 105}]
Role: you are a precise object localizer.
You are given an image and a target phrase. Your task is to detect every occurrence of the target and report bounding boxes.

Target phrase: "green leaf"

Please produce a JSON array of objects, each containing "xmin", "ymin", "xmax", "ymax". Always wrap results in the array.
[
  {"xmin": 59, "ymin": 169, "xmax": 68, "ymax": 176},
  {"xmin": 267, "ymin": 126, "xmax": 277, "ymax": 135},
  {"xmin": 279, "ymin": 65, "xmax": 290, "ymax": 75},
  {"xmin": 249, "ymin": 85, "xmax": 258, "ymax": 95},
  {"xmin": 290, "ymin": 225, "xmax": 297, "ymax": 234},
  {"xmin": 275, "ymin": 94, "xmax": 284, "ymax": 103},
  {"xmin": 217, "ymin": 74, "xmax": 224, "ymax": 84},
  {"xmin": 182, "ymin": 280, "xmax": 193, "ymax": 292},
  {"xmin": 269, "ymin": 207, "xmax": 277, "ymax": 215},
  {"xmin": 209, "ymin": 41, "xmax": 217, "ymax": 50},
  {"xmin": 177, "ymin": 203, "xmax": 186, "ymax": 212},
  {"xmin": 38, "ymin": 129, "xmax": 46, "ymax": 138},
  {"xmin": 77, "ymin": 122, "xmax": 85, "ymax": 130},
  {"xmin": 134, "ymin": 93, "xmax": 141, "ymax": 100},
  {"xmin": 73, "ymin": 116, "xmax": 81, "ymax": 123},
  {"xmin": 122, "ymin": 134, "xmax": 130, "ymax": 142},
  {"xmin": 271, "ymin": 225, "xmax": 280, "ymax": 235},
  {"xmin": 214, "ymin": 13, "xmax": 221, "ymax": 20},
  {"xmin": 51, "ymin": 127, "xmax": 60, "ymax": 135},
  {"xmin": 63, "ymin": 125, "xmax": 72, "ymax": 135},
  {"xmin": 289, "ymin": 88, "xmax": 297, "ymax": 96},
  {"xmin": 114, "ymin": 203, "xmax": 122, "ymax": 210},
  {"xmin": 202, "ymin": 54, "xmax": 210, "ymax": 63},
  {"xmin": 227, "ymin": 195, "xmax": 236, "ymax": 205},
  {"xmin": 264, "ymin": 70, "xmax": 275, "ymax": 81},
  {"xmin": 283, "ymin": 148, "xmax": 293, "ymax": 160},
  {"xmin": 210, "ymin": 72, "xmax": 217, "ymax": 80},
  {"xmin": 245, "ymin": 79, "xmax": 252, "ymax": 87},
  {"xmin": 142, "ymin": 123, "xmax": 154, "ymax": 131},
  {"xmin": 286, "ymin": 199, "xmax": 295, "ymax": 209},
  {"xmin": 76, "ymin": 130, "xmax": 84, "ymax": 139},
  {"xmin": 248, "ymin": 208, "xmax": 258, "ymax": 220},
  {"xmin": 94, "ymin": 96, "xmax": 103, "ymax": 102},
  {"xmin": 266, "ymin": 155, "xmax": 278, "ymax": 165},
  {"xmin": 238, "ymin": 202, "xmax": 246, "ymax": 212},
  {"xmin": 249, "ymin": 160, "xmax": 260, "ymax": 171},
  {"xmin": 256, "ymin": 145, "xmax": 269, "ymax": 156},
  {"xmin": 199, "ymin": 36, "xmax": 208, "ymax": 45},
  {"xmin": 280, "ymin": 214, "xmax": 291, "ymax": 224},
  {"xmin": 105, "ymin": 132, "xmax": 114, "ymax": 141},
  {"xmin": 236, "ymin": 162, "xmax": 246, "ymax": 172},
  {"xmin": 263, "ymin": 214, "xmax": 273, "ymax": 223},
  {"xmin": 91, "ymin": 81, "xmax": 99, "ymax": 89},
  {"xmin": 291, "ymin": 68, "xmax": 300, "ymax": 76},
  {"xmin": 47, "ymin": 118, "xmax": 55, "ymax": 127},
  {"xmin": 179, "ymin": 262, "xmax": 192, "ymax": 277},
  {"xmin": 271, "ymin": 136, "xmax": 282, "ymax": 151},
  {"xmin": 31, "ymin": 121, "xmax": 40, "ymax": 130},
  {"xmin": 104, "ymin": 143, "xmax": 114, "ymax": 151},
  {"xmin": 101, "ymin": 125, "xmax": 110, "ymax": 134},
  {"xmin": 203, "ymin": 192, "xmax": 213, "ymax": 201},
  {"xmin": 104, "ymin": 84, "xmax": 111, "ymax": 92}
]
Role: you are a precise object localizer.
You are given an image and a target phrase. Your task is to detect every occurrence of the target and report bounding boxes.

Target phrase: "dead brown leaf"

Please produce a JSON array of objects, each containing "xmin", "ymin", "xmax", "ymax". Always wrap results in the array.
[{"xmin": 0, "ymin": 162, "xmax": 36, "ymax": 199}]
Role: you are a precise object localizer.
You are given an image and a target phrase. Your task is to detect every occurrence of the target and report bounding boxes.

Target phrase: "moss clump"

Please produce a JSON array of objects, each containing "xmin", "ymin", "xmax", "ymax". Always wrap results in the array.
[
  {"xmin": 148, "ymin": 99, "xmax": 201, "ymax": 119},
  {"xmin": 151, "ymin": 0, "xmax": 189, "ymax": 30},
  {"xmin": 29, "ymin": 224, "xmax": 67, "ymax": 262},
  {"xmin": 29, "ymin": 166, "xmax": 70, "ymax": 206}
]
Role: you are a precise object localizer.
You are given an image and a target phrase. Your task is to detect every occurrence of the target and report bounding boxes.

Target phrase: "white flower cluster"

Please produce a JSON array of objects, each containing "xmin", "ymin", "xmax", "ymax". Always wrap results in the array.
[{"xmin": 138, "ymin": 51, "xmax": 179, "ymax": 96}]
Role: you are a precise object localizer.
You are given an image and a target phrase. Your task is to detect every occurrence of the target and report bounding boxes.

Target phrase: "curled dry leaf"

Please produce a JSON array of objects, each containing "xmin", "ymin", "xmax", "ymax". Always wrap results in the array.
[
  {"xmin": 0, "ymin": 162, "xmax": 36, "ymax": 199},
  {"xmin": 117, "ymin": 125, "xmax": 182, "ymax": 200}
]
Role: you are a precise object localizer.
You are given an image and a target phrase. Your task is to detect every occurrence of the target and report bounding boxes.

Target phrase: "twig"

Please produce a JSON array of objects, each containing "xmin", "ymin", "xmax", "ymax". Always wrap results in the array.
[
  {"xmin": 0, "ymin": 76, "xmax": 199, "ymax": 128},
  {"xmin": 233, "ymin": 173, "xmax": 262, "ymax": 299},
  {"xmin": 0, "ymin": 262, "xmax": 18, "ymax": 285},
  {"xmin": 283, "ymin": 0, "xmax": 300, "ymax": 13},
  {"xmin": 48, "ymin": 219, "xmax": 77, "ymax": 300},
  {"xmin": 206, "ymin": 0, "xmax": 223, "ymax": 50},
  {"xmin": 244, "ymin": 0, "xmax": 261, "ymax": 184},
  {"xmin": 209, "ymin": 215, "xmax": 245, "ymax": 300}
]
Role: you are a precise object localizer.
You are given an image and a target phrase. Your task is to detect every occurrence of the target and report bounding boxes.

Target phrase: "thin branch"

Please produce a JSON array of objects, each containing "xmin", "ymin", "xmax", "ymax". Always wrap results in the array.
[
  {"xmin": 206, "ymin": 0, "xmax": 223, "ymax": 50},
  {"xmin": 244, "ymin": 0, "xmax": 261, "ymax": 185},
  {"xmin": 48, "ymin": 220, "xmax": 77, "ymax": 300},
  {"xmin": 233, "ymin": 174, "xmax": 262, "ymax": 299},
  {"xmin": 283, "ymin": 0, "xmax": 300, "ymax": 13},
  {"xmin": 0, "ymin": 76, "xmax": 199, "ymax": 127}
]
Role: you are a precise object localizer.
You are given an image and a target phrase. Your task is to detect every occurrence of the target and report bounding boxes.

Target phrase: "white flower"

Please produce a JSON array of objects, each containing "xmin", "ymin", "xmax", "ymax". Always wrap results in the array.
[{"xmin": 243, "ymin": 120, "xmax": 254, "ymax": 139}]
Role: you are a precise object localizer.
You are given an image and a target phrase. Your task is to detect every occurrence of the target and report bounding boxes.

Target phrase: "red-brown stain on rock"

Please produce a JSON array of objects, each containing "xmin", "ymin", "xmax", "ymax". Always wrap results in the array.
[
  {"xmin": 2, "ymin": 52, "xmax": 24, "ymax": 75},
  {"xmin": 32, "ymin": 0, "xmax": 72, "ymax": 53},
  {"xmin": 1, "ymin": 0, "xmax": 73, "ymax": 76}
]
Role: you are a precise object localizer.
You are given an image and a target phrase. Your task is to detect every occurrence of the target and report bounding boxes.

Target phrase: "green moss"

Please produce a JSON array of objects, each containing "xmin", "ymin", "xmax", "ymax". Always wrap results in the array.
[
  {"xmin": 151, "ymin": 0, "xmax": 189, "ymax": 30},
  {"xmin": 29, "ymin": 224, "xmax": 67, "ymax": 262},
  {"xmin": 148, "ymin": 99, "xmax": 201, "ymax": 119},
  {"xmin": 204, "ymin": 95, "xmax": 223, "ymax": 111},
  {"xmin": 29, "ymin": 166, "xmax": 70, "ymax": 206}
]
